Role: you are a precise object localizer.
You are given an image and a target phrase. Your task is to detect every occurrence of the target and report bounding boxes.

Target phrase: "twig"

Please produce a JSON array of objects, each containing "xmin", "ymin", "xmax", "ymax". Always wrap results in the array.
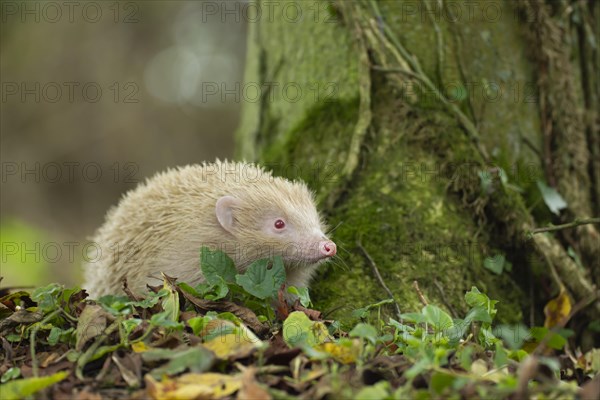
[
  {"xmin": 433, "ymin": 279, "xmax": 457, "ymax": 317},
  {"xmin": 529, "ymin": 217, "xmax": 600, "ymax": 235},
  {"xmin": 421, "ymin": 0, "xmax": 445, "ymax": 85},
  {"xmin": 356, "ymin": 240, "xmax": 401, "ymax": 317},
  {"xmin": 412, "ymin": 281, "xmax": 429, "ymax": 306}
]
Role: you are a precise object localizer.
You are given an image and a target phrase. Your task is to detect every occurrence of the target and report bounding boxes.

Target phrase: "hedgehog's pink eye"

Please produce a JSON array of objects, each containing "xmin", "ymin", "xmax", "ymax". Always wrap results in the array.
[{"xmin": 274, "ymin": 219, "xmax": 285, "ymax": 229}]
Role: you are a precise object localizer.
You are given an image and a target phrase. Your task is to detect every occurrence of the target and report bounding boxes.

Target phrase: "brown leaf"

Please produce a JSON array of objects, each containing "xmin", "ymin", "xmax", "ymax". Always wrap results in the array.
[
  {"xmin": 237, "ymin": 367, "xmax": 271, "ymax": 400},
  {"xmin": 112, "ymin": 352, "xmax": 143, "ymax": 388},
  {"xmin": 0, "ymin": 309, "xmax": 43, "ymax": 337},
  {"xmin": 276, "ymin": 287, "xmax": 289, "ymax": 320},
  {"xmin": 263, "ymin": 333, "xmax": 301, "ymax": 365},
  {"xmin": 75, "ymin": 304, "xmax": 109, "ymax": 351},
  {"xmin": 292, "ymin": 303, "xmax": 322, "ymax": 321}
]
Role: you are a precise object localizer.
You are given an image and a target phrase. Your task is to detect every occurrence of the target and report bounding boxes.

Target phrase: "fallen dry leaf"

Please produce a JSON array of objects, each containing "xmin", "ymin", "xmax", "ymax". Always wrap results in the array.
[
  {"xmin": 237, "ymin": 367, "xmax": 271, "ymax": 400},
  {"xmin": 544, "ymin": 287, "xmax": 572, "ymax": 328},
  {"xmin": 145, "ymin": 372, "xmax": 242, "ymax": 400}
]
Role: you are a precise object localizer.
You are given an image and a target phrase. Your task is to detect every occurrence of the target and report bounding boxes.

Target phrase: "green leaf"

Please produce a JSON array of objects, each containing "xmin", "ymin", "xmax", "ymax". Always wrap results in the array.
[
  {"xmin": 530, "ymin": 327, "xmax": 567, "ymax": 350},
  {"xmin": 187, "ymin": 315, "xmax": 212, "ymax": 336},
  {"xmin": 287, "ymin": 286, "xmax": 312, "ymax": 308},
  {"xmin": 283, "ymin": 311, "xmax": 313, "ymax": 347},
  {"xmin": 143, "ymin": 347, "xmax": 214, "ymax": 379},
  {"xmin": 422, "ymin": 305, "xmax": 454, "ymax": 332},
  {"xmin": 0, "ymin": 371, "xmax": 68, "ymax": 400},
  {"xmin": 478, "ymin": 170, "xmax": 493, "ymax": 193},
  {"xmin": 464, "ymin": 287, "xmax": 498, "ymax": 320},
  {"xmin": 355, "ymin": 381, "xmax": 390, "ymax": 400},
  {"xmin": 200, "ymin": 247, "xmax": 237, "ymax": 285},
  {"xmin": 1, "ymin": 367, "xmax": 20, "ymax": 383},
  {"xmin": 31, "ymin": 283, "xmax": 62, "ymax": 313},
  {"xmin": 130, "ymin": 289, "xmax": 168, "ymax": 308},
  {"xmin": 464, "ymin": 306, "xmax": 492, "ymax": 324},
  {"xmin": 484, "ymin": 254, "xmax": 505, "ymax": 275},
  {"xmin": 494, "ymin": 342, "xmax": 509, "ymax": 367},
  {"xmin": 161, "ymin": 282, "xmax": 180, "ymax": 323},
  {"xmin": 405, "ymin": 358, "xmax": 432, "ymax": 379},
  {"xmin": 459, "ymin": 346, "xmax": 474, "ymax": 371},
  {"xmin": 283, "ymin": 311, "xmax": 330, "ymax": 347},
  {"xmin": 47, "ymin": 326, "xmax": 73, "ymax": 346},
  {"xmin": 235, "ymin": 257, "xmax": 286, "ymax": 299},
  {"xmin": 122, "ymin": 319, "xmax": 142, "ymax": 337},
  {"xmin": 536, "ymin": 180, "xmax": 567, "ymax": 215},
  {"xmin": 349, "ymin": 323, "xmax": 378, "ymax": 344},
  {"xmin": 388, "ymin": 318, "xmax": 415, "ymax": 333},
  {"xmin": 447, "ymin": 319, "xmax": 469, "ymax": 343},
  {"xmin": 400, "ymin": 312, "xmax": 426, "ymax": 324},
  {"xmin": 430, "ymin": 371, "xmax": 456, "ymax": 394},
  {"xmin": 479, "ymin": 327, "xmax": 500, "ymax": 348},
  {"xmin": 588, "ymin": 320, "xmax": 600, "ymax": 332},
  {"xmin": 494, "ymin": 324, "xmax": 530, "ymax": 350},
  {"xmin": 150, "ymin": 311, "xmax": 184, "ymax": 330},
  {"xmin": 351, "ymin": 307, "xmax": 369, "ymax": 319},
  {"xmin": 97, "ymin": 295, "xmax": 134, "ymax": 316},
  {"xmin": 205, "ymin": 278, "xmax": 229, "ymax": 300},
  {"xmin": 47, "ymin": 326, "xmax": 62, "ymax": 346}
]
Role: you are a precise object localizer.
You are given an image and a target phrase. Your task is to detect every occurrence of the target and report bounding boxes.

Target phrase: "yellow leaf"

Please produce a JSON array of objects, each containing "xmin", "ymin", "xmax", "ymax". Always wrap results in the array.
[
  {"xmin": 132, "ymin": 342, "xmax": 150, "ymax": 353},
  {"xmin": 203, "ymin": 333, "xmax": 260, "ymax": 360},
  {"xmin": 314, "ymin": 341, "xmax": 359, "ymax": 364},
  {"xmin": 146, "ymin": 372, "xmax": 242, "ymax": 400},
  {"xmin": 470, "ymin": 359, "xmax": 488, "ymax": 376},
  {"xmin": 544, "ymin": 287, "xmax": 572, "ymax": 328}
]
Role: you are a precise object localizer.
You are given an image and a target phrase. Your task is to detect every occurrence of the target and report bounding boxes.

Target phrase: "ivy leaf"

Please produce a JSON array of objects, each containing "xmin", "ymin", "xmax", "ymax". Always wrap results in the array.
[
  {"xmin": 235, "ymin": 257, "xmax": 286, "ymax": 300},
  {"xmin": 430, "ymin": 371, "xmax": 456, "ymax": 395},
  {"xmin": 422, "ymin": 305, "xmax": 454, "ymax": 332},
  {"xmin": 150, "ymin": 311, "xmax": 184, "ymax": 330},
  {"xmin": 31, "ymin": 283, "xmax": 62, "ymax": 313},
  {"xmin": 493, "ymin": 324, "xmax": 530, "ymax": 350},
  {"xmin": 349, "ymin": 323, "xmax": 378, "ymax": 344},
  {"xmin": 1, "ymin": 367, "xmax": 20, "ymax": 383},
  {"xmin": 283, "ymin": 311, "xmax": 330, "ymax": 347},
  {"xmin": 399, "ymin": 312, "xmax": 426, "ymax": 324},
  {"xmin": 494, "ymin": 342, "xmax": 509, "ymax": 368},
  {"xmin": 97, "ymin": 295, "xmax": 134, "ymax": 316},
  {"xmin": 287, "ymin": 286, "xmax": 312, "ymax": 308},
  {"xmin": 484, "ymin": 254, "xmax": 505, "ymax": 275},
  {"xmin": 200, "ymin": 247, "xmax": 237, "ymax": 285},
  {"xmin": 464, "ymin": 306, "xmax": 492, "ymax": 324},
  {"xmin": 143, "ymin": 347, "xmax": 214, "ymax": 379},
  {"xmin": 465, "ymin": 287, "xmax": 498, "ymax": 320},
  {"xmin": 536, "ymin": 180, "xmax": 567, "ymax": 215},
  {"xmin": 530, "ymin": 327, "xmax": 568, "ymax": 350},
  {"xmin": 47, "ymin": 326, "xmax": 73, "ymax": 346}
]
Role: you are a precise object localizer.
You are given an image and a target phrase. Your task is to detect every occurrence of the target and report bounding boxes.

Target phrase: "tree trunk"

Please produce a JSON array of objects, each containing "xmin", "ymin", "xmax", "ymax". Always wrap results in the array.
[{"xmin": 236, "ymin": 0, "xmax": 599, "ymax": 324}]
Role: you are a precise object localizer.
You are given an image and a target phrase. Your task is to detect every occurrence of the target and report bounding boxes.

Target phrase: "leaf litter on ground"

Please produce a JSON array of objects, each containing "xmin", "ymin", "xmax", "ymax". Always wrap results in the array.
[{"xmin": 0, "ymin": 248, "xmax": 597, "ymax": 399}]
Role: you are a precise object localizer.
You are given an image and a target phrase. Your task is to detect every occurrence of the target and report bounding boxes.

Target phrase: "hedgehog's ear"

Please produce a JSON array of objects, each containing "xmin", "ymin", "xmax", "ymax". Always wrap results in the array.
[{"xmin": 216, "ymin": 196, "xmax": 241, "ymax": 233}]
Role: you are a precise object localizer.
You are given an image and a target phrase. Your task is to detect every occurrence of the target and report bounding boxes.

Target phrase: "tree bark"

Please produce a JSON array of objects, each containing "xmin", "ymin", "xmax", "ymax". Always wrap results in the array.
[{"xmin": 236, "ymin": 0, "xmax": 599, "ymax": 324}]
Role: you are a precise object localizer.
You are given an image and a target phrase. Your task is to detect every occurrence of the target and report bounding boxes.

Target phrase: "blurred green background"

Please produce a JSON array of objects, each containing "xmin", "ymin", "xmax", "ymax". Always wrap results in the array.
[{"xmin": 1, "ymin": 1, "xmax": 247, "ymax": 288}]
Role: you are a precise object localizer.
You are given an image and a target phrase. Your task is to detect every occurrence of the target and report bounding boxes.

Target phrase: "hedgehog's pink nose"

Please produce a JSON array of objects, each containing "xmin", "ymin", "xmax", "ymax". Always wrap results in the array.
[{"xmin": 320, "ymin": 240, "xmax": 337, "ymax": 257}]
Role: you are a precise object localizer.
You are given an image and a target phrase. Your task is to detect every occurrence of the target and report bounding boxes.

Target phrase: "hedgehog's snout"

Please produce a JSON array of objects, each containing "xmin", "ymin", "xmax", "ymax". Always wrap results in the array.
[{"xmin": 319, "ymin": 240, "xmax": 337, "ymax": 258}]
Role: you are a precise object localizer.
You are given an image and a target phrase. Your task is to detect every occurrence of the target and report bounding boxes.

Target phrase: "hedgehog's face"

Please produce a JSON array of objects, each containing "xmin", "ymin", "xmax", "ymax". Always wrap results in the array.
[{"xmin": 214, "ymin": 184, "xmax": 336, "ymax": 268}]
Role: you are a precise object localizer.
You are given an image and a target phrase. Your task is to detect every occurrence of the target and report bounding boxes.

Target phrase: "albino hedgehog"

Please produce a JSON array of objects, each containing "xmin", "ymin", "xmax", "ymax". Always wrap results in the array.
[{"xmin": 83, "ymin": 160, "xmax": 336, "ymax": 298}]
